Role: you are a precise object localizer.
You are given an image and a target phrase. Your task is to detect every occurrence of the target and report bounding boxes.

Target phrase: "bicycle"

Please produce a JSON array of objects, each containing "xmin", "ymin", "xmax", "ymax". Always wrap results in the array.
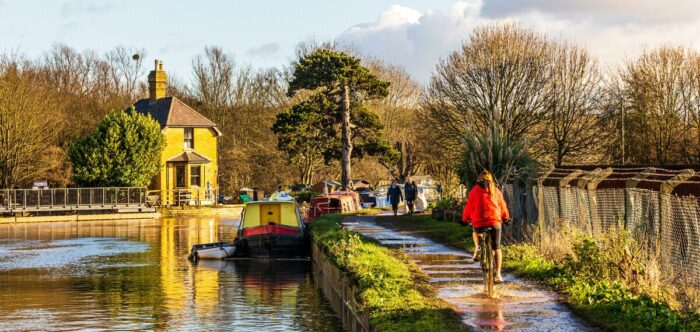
[{"xmin": 477, "ymin": 226, "xmax": 497, "ymax": 298}]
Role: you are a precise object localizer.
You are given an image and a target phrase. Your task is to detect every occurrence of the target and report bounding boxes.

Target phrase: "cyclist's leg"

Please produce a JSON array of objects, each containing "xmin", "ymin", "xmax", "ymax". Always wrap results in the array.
[
  {"xmin": 472, "ymin": 226, "xmax": 481, "ymax": 260},
  {"xmin": 491, "ymin": 225, "xmax": 503, "ymax": 281}
]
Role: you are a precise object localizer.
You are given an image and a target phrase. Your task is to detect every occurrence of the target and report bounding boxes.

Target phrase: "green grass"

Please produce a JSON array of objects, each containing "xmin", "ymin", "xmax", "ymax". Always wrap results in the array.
[
  {"xmin": 504, "ymin": 244, "xmax": 700, "ymax": 332},
  {"xmin": 371, "ymin": 213, "xmax": 700, "ymax": 332},
  {"xmin": 310, "ymin": 214, "xmax": 468, "ymax": 332},
  {"xmin": 374, "ymin": 214, "xmax": 475, "ymax": 251}
]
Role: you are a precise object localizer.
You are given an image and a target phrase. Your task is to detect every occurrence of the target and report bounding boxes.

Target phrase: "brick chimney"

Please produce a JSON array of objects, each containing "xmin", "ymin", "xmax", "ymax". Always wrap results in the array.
[{"xmin": 148, "ymin": 59, "xmax": 167, "ymax": 101}]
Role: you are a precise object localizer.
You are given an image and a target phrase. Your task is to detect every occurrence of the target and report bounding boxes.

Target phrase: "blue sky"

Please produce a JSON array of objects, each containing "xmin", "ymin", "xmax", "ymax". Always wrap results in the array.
[
  {"xmin": 0, "ymin": 0, "xmax": 451, "ymax": 78},
  {"xmin": 2, "ymin": 0, "xmax": 699, "ymax": 82}
]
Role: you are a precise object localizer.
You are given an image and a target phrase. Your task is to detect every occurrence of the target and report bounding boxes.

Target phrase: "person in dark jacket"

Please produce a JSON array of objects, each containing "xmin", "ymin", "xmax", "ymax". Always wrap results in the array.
[
  {"xmin": 387, "ymin": 180, "xmax": 403, "ymax": 217},
  {"xmin": 404, "ymin": 179, "xmax": 418, "ymax": 215}
]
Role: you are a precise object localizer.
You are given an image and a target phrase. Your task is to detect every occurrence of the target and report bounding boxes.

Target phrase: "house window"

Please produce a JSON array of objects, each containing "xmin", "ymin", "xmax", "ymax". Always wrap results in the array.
[
  {"xmin": 184, "ymin": 128, "xmax": 194, "ymax": 149},
  {"xmin": 190, "ymin": 166, "xmax": 201, "ymax": 187},
  {"xmin": 176, "ymin": 166, "xmax": 186, "ymax": 188}
]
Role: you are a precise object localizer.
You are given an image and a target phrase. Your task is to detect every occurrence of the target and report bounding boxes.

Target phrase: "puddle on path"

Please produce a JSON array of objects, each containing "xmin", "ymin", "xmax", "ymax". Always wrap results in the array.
[{"xmin": 342, "ymin": 216, "xmax": 595, "ymax": 332}]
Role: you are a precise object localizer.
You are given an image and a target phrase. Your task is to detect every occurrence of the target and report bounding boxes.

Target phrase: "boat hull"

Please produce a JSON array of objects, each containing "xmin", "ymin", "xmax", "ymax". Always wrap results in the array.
[
  {"xmin": 238, "ymin": 225, "xmax": 307, "ymax": 258},
  {"xmin": 189, "ymin": 242, "xmax": 236, "ymax": 260}
]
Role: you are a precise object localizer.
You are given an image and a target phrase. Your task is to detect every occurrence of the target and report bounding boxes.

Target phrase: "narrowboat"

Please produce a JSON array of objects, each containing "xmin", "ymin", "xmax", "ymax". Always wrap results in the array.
[
  {"xmin": 308, "ymin": 191, "xmax": 361, "ymax": 219},
  {"xmin": 236, "ymin": 197, "xmax": 308, "ymax": 258}
]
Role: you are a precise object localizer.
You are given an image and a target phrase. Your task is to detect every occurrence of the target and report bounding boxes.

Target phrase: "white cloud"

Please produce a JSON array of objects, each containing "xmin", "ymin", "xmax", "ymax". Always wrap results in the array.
[
  {"xmin": 246, "ymin": 42, "xmax": 281, "ymax": 57},
  {"xmin": 481, "ymin": 0, "xmax": 700, "ymax": 22},
  {"xmin": 338, "ymin": 0, "xmax": 700, "ymax": 82}
]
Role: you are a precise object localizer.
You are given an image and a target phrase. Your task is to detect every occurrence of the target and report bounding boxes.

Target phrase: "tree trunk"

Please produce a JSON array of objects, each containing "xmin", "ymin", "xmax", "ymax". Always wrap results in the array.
[{"xmin": 341, "ymin": 83, "xmax": 352, "ymax": 191}]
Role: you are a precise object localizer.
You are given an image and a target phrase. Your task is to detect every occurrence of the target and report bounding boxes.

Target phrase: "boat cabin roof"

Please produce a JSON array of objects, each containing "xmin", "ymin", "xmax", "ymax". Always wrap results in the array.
[{"xmin": 241, "ymin": 201, "xmax": 302, "ymax": 229}]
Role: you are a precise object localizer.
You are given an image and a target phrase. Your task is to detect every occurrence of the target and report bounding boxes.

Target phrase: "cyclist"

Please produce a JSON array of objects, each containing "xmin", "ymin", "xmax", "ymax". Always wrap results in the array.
[{"xmin": 461, "ymin": 170, "xmax": 510, "ymax": 283}]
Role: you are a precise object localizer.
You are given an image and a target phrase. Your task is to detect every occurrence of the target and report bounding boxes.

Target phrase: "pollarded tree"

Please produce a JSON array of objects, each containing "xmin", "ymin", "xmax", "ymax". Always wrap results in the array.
[
  {"xmin": 288, "ymin": 49, "xmax": 390, "ymax": 190},
  {"xmin": 69, "ymin": 108, "xmax": 165, "ymax": 187}
]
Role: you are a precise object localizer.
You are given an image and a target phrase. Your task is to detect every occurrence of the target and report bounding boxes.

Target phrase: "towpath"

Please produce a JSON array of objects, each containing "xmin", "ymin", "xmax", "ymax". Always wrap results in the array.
[{"xmin": 342, "ymin": 215, "xmax": 595, "ymax": 332}]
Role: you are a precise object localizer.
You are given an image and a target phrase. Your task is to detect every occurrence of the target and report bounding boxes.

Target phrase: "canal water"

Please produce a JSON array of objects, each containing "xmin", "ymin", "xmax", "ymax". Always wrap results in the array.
[{"xmin": 0, "ymin": 217, "xmax": 342, "ymax": 332}]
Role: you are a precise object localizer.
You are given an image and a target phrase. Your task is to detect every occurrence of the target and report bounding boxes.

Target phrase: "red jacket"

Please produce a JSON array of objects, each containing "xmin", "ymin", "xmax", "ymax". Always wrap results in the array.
[{"xmin": 461, "ymin": 185, "xmax": 510, "ymax": 228}]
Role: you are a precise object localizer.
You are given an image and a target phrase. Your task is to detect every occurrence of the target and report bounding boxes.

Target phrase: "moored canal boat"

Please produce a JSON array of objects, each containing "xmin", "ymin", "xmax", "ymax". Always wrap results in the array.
[
  {"xmin": 308, "ymin": 191, "xmax": 361, "ymax": 220},
  {"xmin": 236, "ymin": 196, "xmax": 308, "ymax": 258}
]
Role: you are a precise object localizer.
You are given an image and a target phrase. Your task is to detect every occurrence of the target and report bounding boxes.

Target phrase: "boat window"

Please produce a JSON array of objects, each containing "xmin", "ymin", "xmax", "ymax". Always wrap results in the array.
[
  {"xmin": 190, "ymin": 166, "xmax": 201, "ymax": 187},
  {"xmin": 175, "ymin": 165, "xmax": 186, "ymax": 188},
  {"xmin": 329, "ymin": 199, "xmax": 340, "ymax": 208}
]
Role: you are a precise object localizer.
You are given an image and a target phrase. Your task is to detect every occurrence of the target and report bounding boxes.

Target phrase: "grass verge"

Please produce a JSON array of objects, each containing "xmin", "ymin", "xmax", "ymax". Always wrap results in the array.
[
  {"xmin": 310, "ymin": 214, "xmax": 468, "ymax": 332},
  {"xmin": 373, "ymin": 213, "xmax": 700, "ymax": 331},
  {"xmin": 504, "ymin": 243, "xmax": 700, "ymax": 331}
]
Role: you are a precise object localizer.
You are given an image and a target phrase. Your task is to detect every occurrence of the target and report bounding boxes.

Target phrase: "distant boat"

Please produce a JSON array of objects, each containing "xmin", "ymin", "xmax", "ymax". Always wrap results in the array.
[
  {"xmin": 308, "ymin": 191, "xmax": 361, "ymax": 219},
  {"xmin": 188, "ymin": 242, "xmax": 236, "ymax": 260},
  {"xmin": 236, "ymin": 196, "xmax": 308, "ymax": 258}
]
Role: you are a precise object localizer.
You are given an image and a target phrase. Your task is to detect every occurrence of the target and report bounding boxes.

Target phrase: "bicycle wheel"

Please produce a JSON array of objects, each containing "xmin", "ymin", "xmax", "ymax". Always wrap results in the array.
[{"xmin": 484, "ymin": 233, "xmax": 494, "ymax": 297}]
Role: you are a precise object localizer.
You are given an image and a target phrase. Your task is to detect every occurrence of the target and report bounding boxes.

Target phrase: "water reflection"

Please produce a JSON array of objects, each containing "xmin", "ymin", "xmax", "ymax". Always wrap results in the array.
[{"xmin": 0, "ymin": 217, "xmax": 341, "ymax": 332}]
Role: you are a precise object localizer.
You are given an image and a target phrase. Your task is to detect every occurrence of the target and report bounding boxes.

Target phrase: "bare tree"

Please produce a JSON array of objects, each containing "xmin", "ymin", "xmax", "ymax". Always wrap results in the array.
[
  {"xmin": 620, "ymin": 46, "xmax": 696, "ymax": 164},
  {"xmin": 425, "ymin": 23, "xmax": 552, "ymax": 159},
  {"xmin": 0, "ymin": 59, "xmax": 58, "ymax": 188},
  {"xmin": 105, "ymin": 46, "xmax": 146, "ymax": 99},
  {"xmin": 544, "ymin": 44, "xmax": 607, "ymax": 166}
]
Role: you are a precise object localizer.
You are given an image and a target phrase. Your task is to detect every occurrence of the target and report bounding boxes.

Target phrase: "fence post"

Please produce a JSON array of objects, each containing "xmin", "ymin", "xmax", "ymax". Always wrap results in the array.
[
  {"xmin": 536, "ymin": 168, "xmax": 553, "ymax": 245},
  {"xmin": 577, "ymin": 168, "xmax": 612, "ymax": 235},
  {"xmin": 23, "ymin": 190, "xmax": 26, "ymax": 210},
  {"xmin": 625, "ymin": 167, "xmax": 655, "ymax": 230},
  {"xmin": 558, "ymin": 169, "xmax": 583, "ymax": 230},
  {"xmin": 658, "ymin": 169, "xmax": 695, "ymax": 262},
  {"xmin": 127, "ymin": 188, "xmax": 130, "ymax": 207}
]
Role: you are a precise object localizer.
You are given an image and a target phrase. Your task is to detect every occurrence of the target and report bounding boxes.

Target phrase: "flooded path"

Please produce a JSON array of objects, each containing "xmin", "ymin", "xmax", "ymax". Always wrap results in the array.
[
  {"xmin": 0, "ymin": 217, "xmax": 341, "ymax": 332},
  {"xmin": 342, "ymin": 215, "xmax": 594, "ymax": 332}
]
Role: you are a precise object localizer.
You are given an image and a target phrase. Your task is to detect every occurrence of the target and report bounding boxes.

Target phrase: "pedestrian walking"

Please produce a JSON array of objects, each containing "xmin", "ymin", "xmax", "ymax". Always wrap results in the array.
[
  {"xmin": 387, "ymin": 180, "xmax": 403, "ymax": 217},
  {"xmin": 404, "ymin": 178, "xmax": 418, "ymax": 215}
]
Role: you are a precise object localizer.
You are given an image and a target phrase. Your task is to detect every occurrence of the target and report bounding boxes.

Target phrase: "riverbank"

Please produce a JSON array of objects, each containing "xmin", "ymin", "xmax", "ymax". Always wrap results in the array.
[
  {"xmin": 159, "ymin": 204, "xmax": 243, "ymax": 217},
  {"xmin": 375, "ymin": 214, "xmax": 700, "ymax": 331},
  {"xmin": 309, "ymin": 214, "xmax": 468, "ymax": 332},
  {"xmin": 0, "ymin": 211, "xmax": 160, "ymax": 223}
]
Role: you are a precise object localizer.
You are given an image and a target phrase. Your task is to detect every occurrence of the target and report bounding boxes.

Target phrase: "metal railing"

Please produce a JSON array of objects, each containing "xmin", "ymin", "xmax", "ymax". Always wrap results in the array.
[
  {"xmin": 0, "ymin": 187, "xmax": 147, "ymax": 213},
  {"xmin": 146, "ymin": 188, "xmax": 218, "ymax": 207}
]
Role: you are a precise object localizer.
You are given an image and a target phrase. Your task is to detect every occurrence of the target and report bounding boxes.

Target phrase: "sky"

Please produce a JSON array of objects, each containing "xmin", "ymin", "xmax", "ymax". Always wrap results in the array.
[{"xmin": 1, "ymin": 0, "xmax": 699, "ymax": 82}]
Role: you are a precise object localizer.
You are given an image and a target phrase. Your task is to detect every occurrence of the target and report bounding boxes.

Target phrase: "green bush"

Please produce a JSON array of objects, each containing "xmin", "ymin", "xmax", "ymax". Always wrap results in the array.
[
  {"xmin": 430, "ymin": 198, "xmax": 460, "ymax": 221},
  {"xmin": 504, "ymin": 241, "xmax": 700, "ymax": 332},
  {"xmin": 69, "ymin": 108, "xmax": 165, "ymax": 187},
  {"xmin": 292, "ymin": 190, "xmax": 315, "ymax": 203}
]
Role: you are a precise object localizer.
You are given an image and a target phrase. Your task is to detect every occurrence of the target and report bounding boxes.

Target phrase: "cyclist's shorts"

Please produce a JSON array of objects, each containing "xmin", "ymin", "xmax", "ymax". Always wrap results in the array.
[{"xmin": 475, "ymin": 224, "xmax": 502, "ymax": 250}]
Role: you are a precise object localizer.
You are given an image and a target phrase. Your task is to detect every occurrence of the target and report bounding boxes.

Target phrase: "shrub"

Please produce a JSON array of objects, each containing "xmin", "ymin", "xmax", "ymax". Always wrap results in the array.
[{"xmin": 69, "ymin": 108, "xmax": 165, "ymax": 187}]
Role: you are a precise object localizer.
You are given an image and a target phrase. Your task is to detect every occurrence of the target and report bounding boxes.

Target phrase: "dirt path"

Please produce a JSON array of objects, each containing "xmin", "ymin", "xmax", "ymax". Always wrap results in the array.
[{"xmin": 342, "ymin": 215, "xmax": 595, "ymax": 332}]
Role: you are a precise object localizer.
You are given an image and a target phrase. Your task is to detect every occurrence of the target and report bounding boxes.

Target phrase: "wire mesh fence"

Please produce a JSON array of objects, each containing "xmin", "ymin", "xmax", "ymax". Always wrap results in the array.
[{"xmin": 503, "ymin": 182, "xmax": 700, "ymax": 285}]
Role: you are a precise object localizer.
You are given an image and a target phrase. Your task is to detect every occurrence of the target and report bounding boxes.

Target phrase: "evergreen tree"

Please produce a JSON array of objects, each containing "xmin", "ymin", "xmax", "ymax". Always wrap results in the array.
[
  {"xmin": 287, "ymin": 49, "xmax": 391, "ymax": 190},
  {"xmin": 69, "ymin": 108, "xmax": 165, "ymax": 187}
]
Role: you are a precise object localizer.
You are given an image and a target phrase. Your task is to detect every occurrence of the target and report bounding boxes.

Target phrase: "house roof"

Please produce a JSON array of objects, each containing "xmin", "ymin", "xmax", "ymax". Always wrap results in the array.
[
  {"xmin": 130, "ymin": 97, "xmax": 222, "ymax": 135},
  {"xmin": 167, "ymin": 151, "xmax": 212, "ymax": 163}
]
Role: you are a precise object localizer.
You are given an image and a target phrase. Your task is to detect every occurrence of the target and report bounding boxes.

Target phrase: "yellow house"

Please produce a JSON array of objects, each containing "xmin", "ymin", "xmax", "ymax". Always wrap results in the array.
[{"xmin": 132, "ymin": 60, "xmax": 221, "ymax": 205}]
